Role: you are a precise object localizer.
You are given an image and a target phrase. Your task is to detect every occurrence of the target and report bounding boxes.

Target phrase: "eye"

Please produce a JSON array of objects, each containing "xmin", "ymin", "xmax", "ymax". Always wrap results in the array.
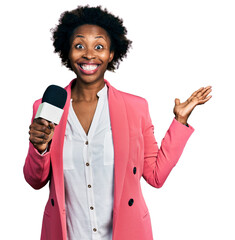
[
  {"xmin": 75, "ymin": 44, "xmax": 84, "ymax": 49},
  {"xmin": 95, "ymin": 44, "xmax": 103, "ymax": 50}
]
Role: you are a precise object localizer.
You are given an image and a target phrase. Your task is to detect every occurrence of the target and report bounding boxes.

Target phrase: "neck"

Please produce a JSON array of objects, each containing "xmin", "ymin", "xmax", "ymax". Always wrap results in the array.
[{"xmin": 71, "ymin": 78, "xmax": 105, "ymax": 102}]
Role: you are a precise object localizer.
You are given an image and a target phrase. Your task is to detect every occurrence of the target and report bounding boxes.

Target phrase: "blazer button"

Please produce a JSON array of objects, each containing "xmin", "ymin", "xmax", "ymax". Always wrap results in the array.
[
  {"xmin": 133, "ymin": 167, "xmax": 137, "ymax": 174},
  {"xmin": 51, "ymin": 198, "xmax": 54, "ymax": 207},
  {"xmin": 128, "ymin": 198, "xmax": 134, "ymax": 206}
]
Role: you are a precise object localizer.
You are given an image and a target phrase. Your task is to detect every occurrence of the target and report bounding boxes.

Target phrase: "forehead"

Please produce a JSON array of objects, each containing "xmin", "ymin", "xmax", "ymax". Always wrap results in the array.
[{"xmin": 71, "ymin": 24, "xmax": 111, "ymax": 41}]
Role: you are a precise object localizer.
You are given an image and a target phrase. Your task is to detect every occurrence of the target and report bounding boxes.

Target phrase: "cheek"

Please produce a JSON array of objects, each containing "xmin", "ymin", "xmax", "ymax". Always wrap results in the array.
[
  {"xmin": 68, "ymin": 50, "xmax": 77, "ymax": 62},
  {"xmin": 68, "ymin": 52, "xmax": 79, "ymax": 71},
  {"xmin": 100, "ymin": 51, "xmax": 113, "ymax": 64},
  {"xmin": 69, "ymin": 47, "xmax": 83, "ymax": 59}
]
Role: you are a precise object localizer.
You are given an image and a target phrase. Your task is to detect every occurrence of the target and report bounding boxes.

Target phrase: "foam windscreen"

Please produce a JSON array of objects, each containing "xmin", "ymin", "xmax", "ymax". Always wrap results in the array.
[{"xmin": 42, "ymin": 85, "xmax": 67, "ymax": 109}]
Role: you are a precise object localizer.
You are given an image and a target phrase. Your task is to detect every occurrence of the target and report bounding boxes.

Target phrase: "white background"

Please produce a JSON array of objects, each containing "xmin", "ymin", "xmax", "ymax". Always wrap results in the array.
[{"xmin": 1, "ymin": 0, "xmax": 235, "ymax": 239}]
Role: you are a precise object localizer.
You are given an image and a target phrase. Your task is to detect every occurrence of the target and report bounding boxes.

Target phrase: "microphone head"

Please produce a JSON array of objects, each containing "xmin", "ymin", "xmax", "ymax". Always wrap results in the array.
[{"xmin": 42, "ymin": 85, "xmax": 67, "ymax": 109}]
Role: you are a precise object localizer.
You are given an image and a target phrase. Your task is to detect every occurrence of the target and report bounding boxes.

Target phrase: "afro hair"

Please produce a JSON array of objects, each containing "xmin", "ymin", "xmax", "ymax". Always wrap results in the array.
[{"xmin": 51, "ymin": 5, "xmax": 132, "ymax": 71}]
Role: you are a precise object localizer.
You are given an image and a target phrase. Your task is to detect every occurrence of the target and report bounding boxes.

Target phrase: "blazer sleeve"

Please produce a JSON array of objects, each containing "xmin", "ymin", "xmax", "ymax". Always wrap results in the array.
[
  {"xmin": 142, "ymin": 100, "xmax": 194, "ymax": 188},
  {"xmin": 23, "ymin": 100, "xmax": 51, "ymax": 190}
]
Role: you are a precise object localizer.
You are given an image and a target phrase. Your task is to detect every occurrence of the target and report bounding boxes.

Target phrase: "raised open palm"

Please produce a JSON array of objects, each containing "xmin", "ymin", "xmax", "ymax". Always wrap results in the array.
[{"xmin": 174, "ymin": 86, "xmax": 212, "ymax": 125}]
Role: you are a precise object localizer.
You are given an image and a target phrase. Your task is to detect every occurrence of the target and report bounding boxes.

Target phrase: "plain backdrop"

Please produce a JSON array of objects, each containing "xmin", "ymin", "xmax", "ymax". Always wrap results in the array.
[{"xmin": 1, "ymin": 0, "xmax": 235, "ymax": 239}]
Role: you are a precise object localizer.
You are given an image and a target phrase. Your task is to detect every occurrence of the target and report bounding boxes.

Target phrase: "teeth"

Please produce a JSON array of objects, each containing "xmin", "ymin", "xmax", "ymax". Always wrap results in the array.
[{"xmin": 81, "ymin": 64, "xmax": 98, "ymax": 71}]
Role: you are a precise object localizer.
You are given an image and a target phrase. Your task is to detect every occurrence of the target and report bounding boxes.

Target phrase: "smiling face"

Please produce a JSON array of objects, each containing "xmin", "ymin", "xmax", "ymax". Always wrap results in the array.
[{"xmin": 69, "ymin": 24, "xmax": 114, "ymax": 85}]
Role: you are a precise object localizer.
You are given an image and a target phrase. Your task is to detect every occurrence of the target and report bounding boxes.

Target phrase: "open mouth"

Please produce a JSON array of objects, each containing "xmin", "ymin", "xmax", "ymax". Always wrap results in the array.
[
  {"xmin": 80, "ymin": 64, "xmax": 99, "ymax": 70},
  {"xmin": 78, "ymin": 63, "xmax": 100, "ymax": 74}
]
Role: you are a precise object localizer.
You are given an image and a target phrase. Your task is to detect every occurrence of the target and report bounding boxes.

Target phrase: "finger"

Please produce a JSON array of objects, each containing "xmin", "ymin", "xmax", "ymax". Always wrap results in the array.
[
  {"xmin": 192, "ymin": 87, "xmax": 204, "ymax": 96},
  {"xmin": 29, "ymin": 135, "xmax": 48, "ymax": 145},
  {"xmin": 175, "ymin": 98, "xmax": 181, "ymax": 106},
  {"xmin": 198, "ymin": 95, "xmax": 212, "ymax": 105},
  {"xmin": 188, "ymin": 87, "xmax": 204, "ymax": 101},
  {"xmin": 198, "ymin": 86, "xmax": 212, "ymax": 97},
  {"xmin": 201, "ymin": 87, "xmax": 212, "ymax": 97},
  {"xmin": 34, "ymin": 118, "xmax": 50, "ymax": 127},
  {"xmin": 188, "ymin": 86, "xmax": 212, "ymax": 101},
  {"xmin": 48, "ymin": 122, "xmax": 55, "ymax": 130},
  {"xmin": 29, "ymin": 129, "xmax": 50, "ymax": 141},
  {"xmin": 198, "ymin": 88, "xmax": 212, "ymax": 101},
  {"xmin": 30, "ymin": 123, "xmax": 52, "ymax": 135}
]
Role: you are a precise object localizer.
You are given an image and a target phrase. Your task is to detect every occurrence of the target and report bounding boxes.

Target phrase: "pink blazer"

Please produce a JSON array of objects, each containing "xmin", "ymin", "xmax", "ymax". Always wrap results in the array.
[{"xmin": 24, "ymin": 79, "xmax": 194, "ymax": 240}]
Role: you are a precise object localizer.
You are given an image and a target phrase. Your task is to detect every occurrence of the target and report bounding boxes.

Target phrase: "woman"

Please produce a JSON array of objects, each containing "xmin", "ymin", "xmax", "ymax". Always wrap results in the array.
[{"xmin": 24, "ymin": 5, "xmax": 212, "ymax": 240}]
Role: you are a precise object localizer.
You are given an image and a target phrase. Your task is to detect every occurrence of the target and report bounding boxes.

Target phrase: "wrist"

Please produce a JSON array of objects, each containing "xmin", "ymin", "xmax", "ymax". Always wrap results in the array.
[
  {"xmin": 175, "ymin": 116, "xmax": 188, "ymax": 125},
  {"xmin": 33, "ymin": 142, "xmax": 49, "ymax": 154}
]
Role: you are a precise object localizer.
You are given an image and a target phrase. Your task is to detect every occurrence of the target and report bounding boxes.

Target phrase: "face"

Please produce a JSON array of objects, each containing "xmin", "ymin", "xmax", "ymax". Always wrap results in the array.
[{"xmin": 69, "ymin": 24, "xmax": 114, "ymax": 84}]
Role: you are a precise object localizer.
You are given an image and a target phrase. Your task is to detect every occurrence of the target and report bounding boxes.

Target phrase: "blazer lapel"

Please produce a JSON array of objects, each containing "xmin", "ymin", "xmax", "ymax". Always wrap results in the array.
[
  {"xmin": 50, "ymin": 81, "xmax": 73, "ymax": 212},
  {"xmin": 105, "ymin": 80, "xmax": 130, "ymax": 212}
]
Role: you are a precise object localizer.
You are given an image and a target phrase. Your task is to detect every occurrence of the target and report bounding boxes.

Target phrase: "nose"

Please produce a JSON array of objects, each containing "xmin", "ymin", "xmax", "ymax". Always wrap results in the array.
[{"xmin": 83, "ymin": 48, "xmax": 95, "ymax": 60}]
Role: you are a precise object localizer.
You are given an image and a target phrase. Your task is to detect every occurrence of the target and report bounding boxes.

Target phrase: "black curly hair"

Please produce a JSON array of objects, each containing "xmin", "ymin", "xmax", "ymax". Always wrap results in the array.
[{"xmin": 51, "ymin": 5, "xmax": 132, "ymax": 72}]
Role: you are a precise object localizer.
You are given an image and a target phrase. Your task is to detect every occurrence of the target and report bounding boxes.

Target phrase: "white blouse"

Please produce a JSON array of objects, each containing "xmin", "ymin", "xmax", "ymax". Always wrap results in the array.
[{"xmin": 63, "ymin": 85, "xmax": 114, "ymax": 240}]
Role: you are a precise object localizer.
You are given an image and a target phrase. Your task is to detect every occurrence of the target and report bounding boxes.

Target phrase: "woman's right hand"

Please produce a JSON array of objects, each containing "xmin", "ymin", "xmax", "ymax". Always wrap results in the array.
[{"xmin": 29, "ymin": 118, "xmax": 55, "ymax": 153}]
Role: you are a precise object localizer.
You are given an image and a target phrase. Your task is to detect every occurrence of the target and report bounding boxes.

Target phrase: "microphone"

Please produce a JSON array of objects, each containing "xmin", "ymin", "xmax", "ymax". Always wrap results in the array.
[{"xmin": 35, "ymin": 85, "xmax": 67, "ymax": 125}]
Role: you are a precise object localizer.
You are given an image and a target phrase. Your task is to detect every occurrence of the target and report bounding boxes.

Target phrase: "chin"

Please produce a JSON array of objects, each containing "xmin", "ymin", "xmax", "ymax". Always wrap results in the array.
[{"xmin": 76, "ymin": 74, "xmax": 105, "ymax": 84}]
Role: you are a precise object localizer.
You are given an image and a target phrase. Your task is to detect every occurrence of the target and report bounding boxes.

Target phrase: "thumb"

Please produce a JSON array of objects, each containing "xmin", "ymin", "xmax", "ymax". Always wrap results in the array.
[
  {"xmin": 49, "ymin": 122, "xmax": 55, "ymax": 130},
  {"xmin": 175, "ymin": 98, "xmax": 180, "ymax": 106}
]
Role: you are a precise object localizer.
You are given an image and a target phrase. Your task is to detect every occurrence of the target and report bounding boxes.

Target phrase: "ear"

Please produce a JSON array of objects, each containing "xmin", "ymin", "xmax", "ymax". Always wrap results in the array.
[{"xmin": 109, "ymin": 51, "xmax": 115, "ymax": 62}]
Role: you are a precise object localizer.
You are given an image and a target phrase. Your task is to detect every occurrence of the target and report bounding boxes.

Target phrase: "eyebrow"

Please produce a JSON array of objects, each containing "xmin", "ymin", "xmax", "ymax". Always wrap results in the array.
[{"xmin": 75, "ymin": 35, "xmax": 105, "ymax": 40}]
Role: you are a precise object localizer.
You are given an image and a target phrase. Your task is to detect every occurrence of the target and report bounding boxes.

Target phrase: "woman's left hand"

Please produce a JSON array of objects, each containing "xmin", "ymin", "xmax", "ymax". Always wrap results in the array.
[{"xmin": 173, "ymin": 86, "xmax": 212, "ymax": 125}]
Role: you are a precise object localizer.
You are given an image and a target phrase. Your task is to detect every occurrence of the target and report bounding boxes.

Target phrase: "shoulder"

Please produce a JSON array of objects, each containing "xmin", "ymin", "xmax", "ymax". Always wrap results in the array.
[
  {"xmin": 105, "ymin": 79, "xmax": 150, "ymax": 114},
  {"xmin": 33, "ymin": 99, "xmax": 42, "ymax": 107},
  {"xmin": 109, "ymin": 85, "xmax": 151, "ymax": 130},
  {"xmin": 111, "ymin": 86, "xmax": 149, "ymax": 110},
  {"xmin": 31, "ymin": 99, "xmax": 42, "ymax": 119}
]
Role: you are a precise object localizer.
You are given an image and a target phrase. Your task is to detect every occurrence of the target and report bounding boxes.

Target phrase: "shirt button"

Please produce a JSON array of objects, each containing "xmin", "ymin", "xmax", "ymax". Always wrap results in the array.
[
  {"xmin": 85, "ymin": 140, "xmax": 88, "ymax": 145},
  {"xmin": 90, "ymin": 206, "xmax": 94, "ymax": 210},
  {"xmin": 93, "ymin": 228, "xmax": 97, "ymax": 232},
  {"xmin": 88, "ymin": 184, "xmax": 92, "ymax": 188},
  {"xmin": 86, "ymin": 162, "xmax": 90, "ymax": 166}
]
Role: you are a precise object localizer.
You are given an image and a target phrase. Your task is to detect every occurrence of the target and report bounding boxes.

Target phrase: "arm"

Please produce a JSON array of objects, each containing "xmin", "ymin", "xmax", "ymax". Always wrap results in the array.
[
  {"xmin": 142, "ymin": 103, "xmax": 194, "ymax": 188},
  {"xmin": 23, "ymin": 100, "xmax": 55, "ymax": 189},
  {"xmin": 23, "ymin": 142, "xmax": 51, "ymax": 189},
  {"xmin": 142, "ymin": 86, "xmax": 212, "ymax": 188}
]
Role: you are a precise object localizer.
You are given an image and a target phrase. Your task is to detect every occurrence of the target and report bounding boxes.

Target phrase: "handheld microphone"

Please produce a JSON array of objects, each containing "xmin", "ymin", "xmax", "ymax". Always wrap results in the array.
[{"xmin": 35, "ymin": 85, "xmax": 67, "ymax": 125}]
